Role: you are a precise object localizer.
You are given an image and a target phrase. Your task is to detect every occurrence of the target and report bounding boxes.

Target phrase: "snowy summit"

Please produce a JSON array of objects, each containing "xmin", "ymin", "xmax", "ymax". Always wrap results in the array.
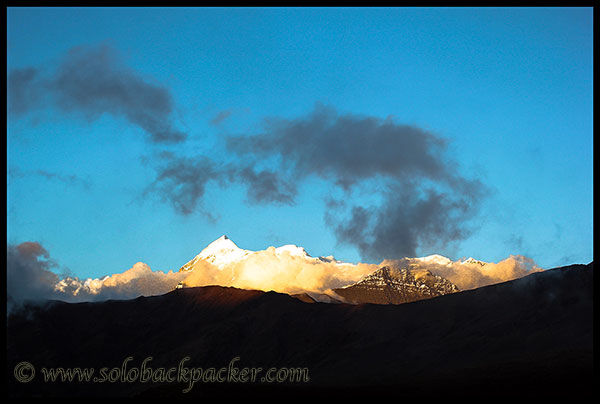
[
  {"xmin": 179, "ymin": 235, "xmax": 350, "ymax": 272},
  {"xmin": 179, "ymin": 235, "xmax": 252, "ymax": 271}
]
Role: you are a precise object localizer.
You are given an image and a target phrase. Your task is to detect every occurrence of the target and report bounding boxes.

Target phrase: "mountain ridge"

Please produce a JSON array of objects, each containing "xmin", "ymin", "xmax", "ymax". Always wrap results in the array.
[
  {"xmin": 174, "ymin": 235, "xmax": 536, "ymax": 300},
  {"xmin": 333, "ymin": 266, "xmax": 459, "ymax": 304},
  {"xmin": 177, "ymin": 235, "xmax": 499, "ymax": 273},
  {"xmin": 7, "ymin": 262, "xmax": 593, "ymax": 398}
]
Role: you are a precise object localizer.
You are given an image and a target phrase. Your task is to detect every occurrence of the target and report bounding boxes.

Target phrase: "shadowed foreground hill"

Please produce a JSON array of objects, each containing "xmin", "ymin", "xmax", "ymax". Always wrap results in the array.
[{"xmin": 7, "ymin": 263, "xmax": 593, "ymax": 399}]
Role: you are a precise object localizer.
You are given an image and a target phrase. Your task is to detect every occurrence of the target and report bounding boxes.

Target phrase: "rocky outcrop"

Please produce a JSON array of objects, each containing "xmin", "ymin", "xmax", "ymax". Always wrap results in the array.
[{"xmin": 333, "ymin": 266, "xmax": 459, "ymax": 304}]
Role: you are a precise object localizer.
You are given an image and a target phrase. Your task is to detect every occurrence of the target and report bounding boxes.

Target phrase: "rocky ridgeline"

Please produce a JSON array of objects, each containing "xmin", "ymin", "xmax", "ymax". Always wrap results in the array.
[{"xmin": 334, "ymin": 266, "xmax": 459, "ymax": 304}]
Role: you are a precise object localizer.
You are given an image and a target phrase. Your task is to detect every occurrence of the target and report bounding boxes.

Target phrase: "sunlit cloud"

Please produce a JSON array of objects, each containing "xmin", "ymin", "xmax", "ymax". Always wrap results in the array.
[
  {"xmin": 182, "ymin": 248, "xmax": 378, "ymax": 296},
  {"xmin": 382, "ymin": 255, "xmax": 543, "ymax": 290}
]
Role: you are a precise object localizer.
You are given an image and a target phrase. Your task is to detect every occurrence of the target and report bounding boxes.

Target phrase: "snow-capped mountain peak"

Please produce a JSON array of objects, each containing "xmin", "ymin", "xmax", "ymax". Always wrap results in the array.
[
  {"xmin": 179, "ymin": 235, "xmax": 490, "ymax": 281},
  {"xmin": 413, "ymin": 254, "xmax": 453, "ymax": 266},
  {"xmin": 198, "ymin": 235, "xmax": 241, "ymax": 259},
  {"xmin": 461, "ymin": 257, "xmax": 487, "ymax": 266},
  {"xmin": 178, "ymin": 236, "xmax": 350, "ymax": 273},
  {"xmin": 179, "ymin": 235, "xmax": 251, "ymax": 271}
]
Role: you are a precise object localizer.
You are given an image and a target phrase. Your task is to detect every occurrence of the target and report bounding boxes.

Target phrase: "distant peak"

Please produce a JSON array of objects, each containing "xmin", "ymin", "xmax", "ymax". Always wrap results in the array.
[
  {"xmin": 275, "ymin": 244, "xmax": 311, "ymax": 257},
  {"xmin": 198, "ymin": 236, "xmax": 242, "ymax": 258},
  {"xmin": 414, "ymin": 254, "xmax": 453, "ymax": 266},
  {"xmin": 174, "ymin": 235, "xmax": 252, "ymax": 271},
  {"xmin": 461, "ymin": 257, "xmax": 486, "ymax": 266}
]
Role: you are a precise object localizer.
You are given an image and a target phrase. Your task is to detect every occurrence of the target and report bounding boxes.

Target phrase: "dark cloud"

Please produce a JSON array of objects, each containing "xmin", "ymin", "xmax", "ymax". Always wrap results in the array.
[
  {"xmin": 226, "ymin": 104, "xmax": 487, "ymax": 261},
  {"xmin": 230, "ymin": 165, "xmax": 297, "ymax": 205},
  {"xmin": 7, "ymin": 67, "xmax": 42, "ymax": 116},
  {"xmin": 327, "ymin": 184, "xmax": 482, "ymax": 261},
  {"xmin": 7, "ymin": 242, "xmax": 61, "ymax": 312},
  {"xmin": 150, "ymin": 104, "xmax": 487, "ymax": 261},
  {"xmin": 145, "ymin": 153, "xmax": 220, "ymax": 217},
  {"xmin": 7, "ymin": 43, "xmax": 186, "ymax": 144},
  {"xmin": 226, "ymin": 104, "xmax": 452, "ymax": 191},
  {"xmin": 146, "ymin": 154, "xmax": 297, "ymax": 217}
]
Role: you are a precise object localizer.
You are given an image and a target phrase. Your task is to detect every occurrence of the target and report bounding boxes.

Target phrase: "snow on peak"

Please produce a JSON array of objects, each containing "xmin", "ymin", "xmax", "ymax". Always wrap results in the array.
[
  {"xmin": 461, "ymin": 257, "xmax": 487, "ymax": 266},
  {"xmin": 410, "ymin": 255, "xmax": 487, "ymax": 267},
  {"xmin": 179, "ymin": 235, "xmax": 353, "ymax": 273},
  {"xmin": 179, "ymin": 236, "xmax": 491, "ymax": 276},
  {"xmin": 198, "ymin": 235, "xmax": 241, "ymax": 259},
  {"xmin": 179, "ymin": 235, "xmax": 251, "ymax": 271},
  {"xmin": 275, "ymin": 244, "xmax": 310, "ymax": 257},
  {"xmin": 413, "ymin": 254, "xmax": 453, "ymax": 266}
]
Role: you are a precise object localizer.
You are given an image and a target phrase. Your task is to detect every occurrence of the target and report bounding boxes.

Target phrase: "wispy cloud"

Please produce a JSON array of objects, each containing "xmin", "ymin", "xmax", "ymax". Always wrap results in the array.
[
  {"xmin": 210, "ymin": 110, "xmax": 233, "ymax": 126},
  {"xmin": 9, "ymin": 167, "xmax": 92, "ymax": 190},
  {"xmin": 7, "ymin": 43, "xmax": 186, "ymax": 144}
]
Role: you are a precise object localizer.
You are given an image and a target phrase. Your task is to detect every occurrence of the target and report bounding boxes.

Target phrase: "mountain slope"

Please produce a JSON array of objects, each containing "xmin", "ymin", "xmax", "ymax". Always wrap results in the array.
[
  {"xmin": 8, "ymin": 263, "xmax": 593, "ymax": 399},
  {"xmin": 333, "ymin": 266, "xmax": 459, "ymax": 304}
]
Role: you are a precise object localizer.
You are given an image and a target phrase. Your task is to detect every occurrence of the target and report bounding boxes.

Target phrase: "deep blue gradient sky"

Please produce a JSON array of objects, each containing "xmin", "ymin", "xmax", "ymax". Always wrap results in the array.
[{"xmin": 7, "ymin": 7, "xmax": 593, "ymax": 279}]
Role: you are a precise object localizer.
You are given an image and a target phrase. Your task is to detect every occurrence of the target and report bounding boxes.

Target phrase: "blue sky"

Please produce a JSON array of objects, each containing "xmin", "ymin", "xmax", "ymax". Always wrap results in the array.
[{"xmin": 7, "ymin": 7, "xmax": 593, "ymax": 279}]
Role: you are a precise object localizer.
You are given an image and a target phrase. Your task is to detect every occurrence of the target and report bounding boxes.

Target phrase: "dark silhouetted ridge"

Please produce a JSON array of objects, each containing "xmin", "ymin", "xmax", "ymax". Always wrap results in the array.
[{"xmin": 7, "ymin": 263, "xmax": 593, "ymax": 399}]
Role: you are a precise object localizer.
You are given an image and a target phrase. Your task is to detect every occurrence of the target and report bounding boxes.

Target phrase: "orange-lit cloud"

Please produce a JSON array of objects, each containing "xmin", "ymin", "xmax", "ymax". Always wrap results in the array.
[
  {"xmin": 54, "ymin": 262, "xmax": 187, "ymax": 301},
  {"xmin": 383, "ymin": 255, "xmax": 543, "ymax": 290},
  {"xmin": 181, "ymin": 247, "xmax": 378, "ymax": 296}
]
